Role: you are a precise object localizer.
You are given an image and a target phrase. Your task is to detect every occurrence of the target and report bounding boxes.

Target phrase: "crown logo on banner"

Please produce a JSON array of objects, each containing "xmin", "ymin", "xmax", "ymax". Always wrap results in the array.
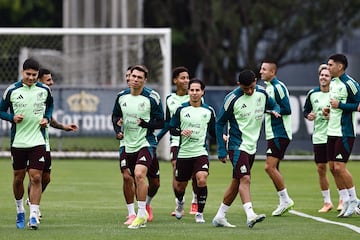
[{"xmin": 67, "ymin": 90, "xmax": 99, "ymax": 112}]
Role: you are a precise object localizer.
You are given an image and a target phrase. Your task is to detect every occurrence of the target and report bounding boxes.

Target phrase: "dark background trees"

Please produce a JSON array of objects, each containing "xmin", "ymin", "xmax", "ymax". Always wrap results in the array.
[
  {"xmin": 0, "ymin": 0, "xmax": 62, "ymax": 27},
  {"xmin": 144, "ymin": 0, "xmax": 360, "ymax": 85},
  {"xmin": 1, "ymin": 0, "xmax": 359, "ymax": 85}
]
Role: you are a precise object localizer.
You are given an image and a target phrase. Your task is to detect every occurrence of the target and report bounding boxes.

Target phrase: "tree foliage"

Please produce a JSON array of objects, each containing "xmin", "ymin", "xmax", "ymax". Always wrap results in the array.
[
  {"xmin": 0, "ymin": 0, "xmax": 62, "ymax": 27},
  {"xmin": 144, "ymin": 0, "xmax": 360, "ymax": 85}
]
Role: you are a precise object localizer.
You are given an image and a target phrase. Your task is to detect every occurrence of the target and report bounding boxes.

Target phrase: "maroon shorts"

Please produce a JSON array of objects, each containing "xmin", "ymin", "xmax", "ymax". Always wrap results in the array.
[
  {"xmin": 43, "ymin": 151, "xmax": 52, "ymax": 173},
  {"xmin": 228, "ymin": 150, "xmax": 255, "ymax": 179},
  {"xmin": 175, "ymin": 155, "xmax": 209, "ymax": 182},
  {"xmin": 170, "ymin": 146, "xmax": 179, "ymax": 162},
  {"xmin": 119, "ymin": 146, "xmax": 128, "ymax": 171},
  {"xmin": 266, "ymin": 138, "xmax": 290, "ymax": 159},
  {"xmin": 327, "ymin": 136, "xmax": 354, "ymax": 163},
  {"xmin": 11, "ymin": 145, "xmax": 46, "ymax": 170},
  {"xmin": 313, "ymin": 144, "xmax": 327, "ymax": 164},
  {"xmin": 125, "ymin": 147, "xmax": 160, "ymax": 179}
]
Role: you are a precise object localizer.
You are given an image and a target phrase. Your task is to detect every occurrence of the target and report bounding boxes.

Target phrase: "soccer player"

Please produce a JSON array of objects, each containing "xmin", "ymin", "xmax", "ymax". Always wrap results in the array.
[
  {"xmin": 0, "ymin": 58, "xmax": 54, "ymax": 230},
  {"xmin": 212, "ymin": 70, "xmax": 280, "ymax": 228},
  {"xmin": 112, "ymin": 65, "xmax": 164, "ymax": 229},
  {"xmin": 323, "ymin": 54, "xmax": 360, "ymax": 217},
  {"xmin": 169, "ymin": 78, "xmax": 216, "ymax": 223},
  {"xmin": 114, "ymin": 66, "xmax": 161, "ymax": 225},
  {"xmin": 26, "ymin": 68, "xmax": 79, "ymax": 221},
  {"xmin": 157, "ymin": 66, "xmax": 198, "ymax": 216},
  {"xmin": 303, "ymin": 64, "xmax": 342, "ymax": 212},
  {"xmin": 114, "ymin": 66, "xmax": 137, "ymax": 225},
  {"xmin": 260, "ymin": 59, "xmax": 294, "ymax": 216}
]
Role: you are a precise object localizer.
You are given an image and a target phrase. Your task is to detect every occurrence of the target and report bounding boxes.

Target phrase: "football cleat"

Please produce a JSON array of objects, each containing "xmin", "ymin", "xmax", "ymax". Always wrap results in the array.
[
  {"xmin": 124, "ymin": 214, "xmax": 136, "ymax": 225},
  {"xmin": 337, "ymin": 200, "xmax": 349, "ymax": 217},
  {"xmin": 247, "ymin": 214, "xmax": 266, "ymax": 228},
  {"xmin": 318, "ymin": 202, "xmax": 333, "ymax": 213},
  {"xmin": 189, "ymin": 203, "xmax": 198, "ymax": 215},
  {"xmin": 195, "ymin": 212, "xmax": 205, "ymax": 223},
  {"xmin": 175, "ymin": 200, "xmax": 185, "ymax": 220},
  {"xmin": 128, "ymin": 216, "xmax": 147, "ymax": 229},
  {"xmin": 212, "ymin": 217, "xmax": 236, "ymax": 228},
  {"xmin": 28, "ymin": 217, "xmax": 39, "ymax": 230},
  {"xmin": 146, "ymin": 205, "xmax": 153, "ymax": 222},
  {"xmin": 343, "ymin": 199, "xmax": 359, "ymax": 217},
  {"xmin": 336, "ymin": 199, "xmax": 343, "ymax": 211},
  {"xmin": 16, "ymin": 212, "xmax": 25, "ymax": 229},
  {"xmin": 272, "ymin": 199, "xmax": 294, "ymax": 216}
]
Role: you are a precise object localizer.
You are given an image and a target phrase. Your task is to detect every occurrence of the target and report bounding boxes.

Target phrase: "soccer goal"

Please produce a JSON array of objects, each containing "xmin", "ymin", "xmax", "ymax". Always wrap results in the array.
[{"xmin": 0, "ymin": 27, "xmax": 172, "ymax": 160}]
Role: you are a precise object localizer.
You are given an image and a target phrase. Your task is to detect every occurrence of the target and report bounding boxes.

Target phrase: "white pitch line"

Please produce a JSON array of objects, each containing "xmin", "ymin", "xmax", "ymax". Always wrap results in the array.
[{"xmin": 289, "ymin": 210, "xmax": 360, "ymax": 234}]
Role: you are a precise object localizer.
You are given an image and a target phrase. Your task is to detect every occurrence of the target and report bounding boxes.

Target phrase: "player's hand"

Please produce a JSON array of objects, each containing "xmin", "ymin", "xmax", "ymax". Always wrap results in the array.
[
  {"xmin": 218, "ymin": 157, "xmax": 227, "ymax": 164},
  {"xmin": 13, "ymin": 114, "xmax": 24, "ymax": 123},
  {"xmin": 322, "ymin": 107, "xmax": 330, "ymax": 118},
  {"xmin": 39, "ymin": 118, "xmax": 49, "ymax": 128},
  {"xmin": 266, "ymin": 110, "xmax": 281, "ymax": 118},
  {"xmin": 307, "ymin": 112, "xmax": 316, "ymax": 121},
  {"xmin": 329, "ymin": 99, "xmax": 339, "ymax": 109},
  {"xmin": 64, "ymin": 124, "xmax": 79, "ymax": 132},
  {"xmin": 181, "ymin": 129, "xmax": 192, "ymax": 137},
  {"xmin": 117, "ymin": 118, "xmax": 123, "ymax": 126},
  {"xmin": 223, "ymin": 134, "xmax": 228, "ymax": 142},
  {"xmin": 116, "ymin": 132, "xmax": 124, "ymax": 140}
]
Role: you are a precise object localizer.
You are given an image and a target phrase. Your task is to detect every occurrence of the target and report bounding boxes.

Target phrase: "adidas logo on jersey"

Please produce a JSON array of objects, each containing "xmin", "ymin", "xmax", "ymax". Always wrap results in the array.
[
  {"xmin": 241, "ymin": 103, "xmax": 247, "ymax": 109},
  {"xmin": 17, "ymin": 94, "xmax": 24, "ymax": 99},
  {"xmin": 185, "ymin": 113, "xmax": 190, "ymax": 118}
]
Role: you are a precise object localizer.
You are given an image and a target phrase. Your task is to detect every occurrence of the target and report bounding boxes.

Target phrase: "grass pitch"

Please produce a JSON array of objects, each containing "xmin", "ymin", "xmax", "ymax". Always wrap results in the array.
[{"xmin": 0, "ymin": 158, "xmax": 359, "ymax": 239}]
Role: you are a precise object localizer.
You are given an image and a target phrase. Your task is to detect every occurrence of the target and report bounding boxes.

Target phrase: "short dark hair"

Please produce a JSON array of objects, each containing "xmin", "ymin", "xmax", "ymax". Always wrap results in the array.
[
  {"xmin": 172, "ymin": 66, "xmax": 189, "ymax": 79},
  {"xmin": 188, "ymin": 78, "xmax": 205, "ymax": 90},
  {"xmin": 131, "ymin": 65, "xmax": 148, "ymax": 78},
  {"xmin": 23, "ymin": 58, "xmax": 39, "ymax": 71},
  {"xmin": 238, "ymin": 70, "xmax": 256, "ymax": 86},
  {"xmin": 328, "ymin": 53, "xmax": 348, "ymax": 70},
  {"xmin": 38, "ymin": 68, "xmax": 51, "ymax": 79},
  {"xmin": 262, "ymin": 58, "xmax": 278, "ymax": 66}
]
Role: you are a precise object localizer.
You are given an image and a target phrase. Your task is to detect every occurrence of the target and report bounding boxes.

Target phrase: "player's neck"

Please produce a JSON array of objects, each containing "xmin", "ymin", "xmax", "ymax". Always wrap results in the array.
[
  {"xmin": 190, "ymin": 100, "xmax": 201, "ymax": 107},
  {"xmin": 131, "ymin": 86, "xmax": 144, "ymax": 96}
]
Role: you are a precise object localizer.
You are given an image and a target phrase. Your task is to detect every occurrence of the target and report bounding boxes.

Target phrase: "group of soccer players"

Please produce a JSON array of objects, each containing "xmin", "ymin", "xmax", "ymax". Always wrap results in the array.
[
  {"xmin": 3, "ymin": 53, "xmax": 359, "ymax": 231},
  {"xmin": 111, "ymin": 53, "xmax": 360, "ymax": 230}
]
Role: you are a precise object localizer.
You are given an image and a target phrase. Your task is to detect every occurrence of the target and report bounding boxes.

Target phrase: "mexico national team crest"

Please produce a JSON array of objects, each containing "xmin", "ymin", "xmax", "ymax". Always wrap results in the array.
[
  {"xmin": 138, "ymin": 102, "xmax": 146, "ymax": 111},
  {"xmin": 37, "ymin": 92, "xmax": 44, "ymax": 100}
]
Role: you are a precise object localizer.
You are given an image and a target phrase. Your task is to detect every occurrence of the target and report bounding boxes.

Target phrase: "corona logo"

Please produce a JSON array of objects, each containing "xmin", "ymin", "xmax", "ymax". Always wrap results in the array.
[{"xmin": 67, "ymin": 91, "xmax": 99, "ymax": 112}]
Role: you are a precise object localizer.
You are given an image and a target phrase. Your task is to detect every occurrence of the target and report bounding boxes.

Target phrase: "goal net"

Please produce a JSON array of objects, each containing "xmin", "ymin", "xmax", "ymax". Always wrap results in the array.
[{"xmin": 0, "ymin": 28, "xmax": 171, "ymax": 160}]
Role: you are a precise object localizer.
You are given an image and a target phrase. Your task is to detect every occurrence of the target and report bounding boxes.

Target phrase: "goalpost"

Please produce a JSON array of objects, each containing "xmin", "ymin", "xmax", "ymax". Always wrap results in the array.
[{"xmin": 0, "ymin": 27, "xmax": 172, "ymax": 160}]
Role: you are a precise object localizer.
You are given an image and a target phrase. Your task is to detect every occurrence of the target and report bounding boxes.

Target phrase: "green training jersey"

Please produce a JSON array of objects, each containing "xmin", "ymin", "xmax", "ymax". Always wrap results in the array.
[
  {"xmin": 112, "ymin": 87, "xmax": 164, "ymax": 153},
  {"xmin": 0, "ymin": 80, "xmax": 54, "ymax": 148},
  {"xmin": 216, "ymin": 85, "xmax": 279, "ymax": 156},
  {"xmin": 264, "ymin": 77, "xmax": 292, "ymax": 140},
  {"xmin": 327, "ymin": 74, "xmax": 360, "ymax": 137},
  {"xmin": 170, "ymin": 102, "xmax": 216, "ymax": 158},
  {"xmin": 157, "ymin": 93, "xmax": 189, "ymax": 146},
  {"xmin": 303, "ymin": 87, "xmax": 330, "ymax": 144}
]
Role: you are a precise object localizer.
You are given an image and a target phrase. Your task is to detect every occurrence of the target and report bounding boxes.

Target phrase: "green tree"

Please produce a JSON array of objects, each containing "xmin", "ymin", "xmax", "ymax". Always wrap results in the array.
[
  {"xmin": 0, "ymin": 0, "xmax": 62, "ymax": 27},
  {"xmin": 144, "ymin": 0, "xmax": 360, "ymax": 85}
]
